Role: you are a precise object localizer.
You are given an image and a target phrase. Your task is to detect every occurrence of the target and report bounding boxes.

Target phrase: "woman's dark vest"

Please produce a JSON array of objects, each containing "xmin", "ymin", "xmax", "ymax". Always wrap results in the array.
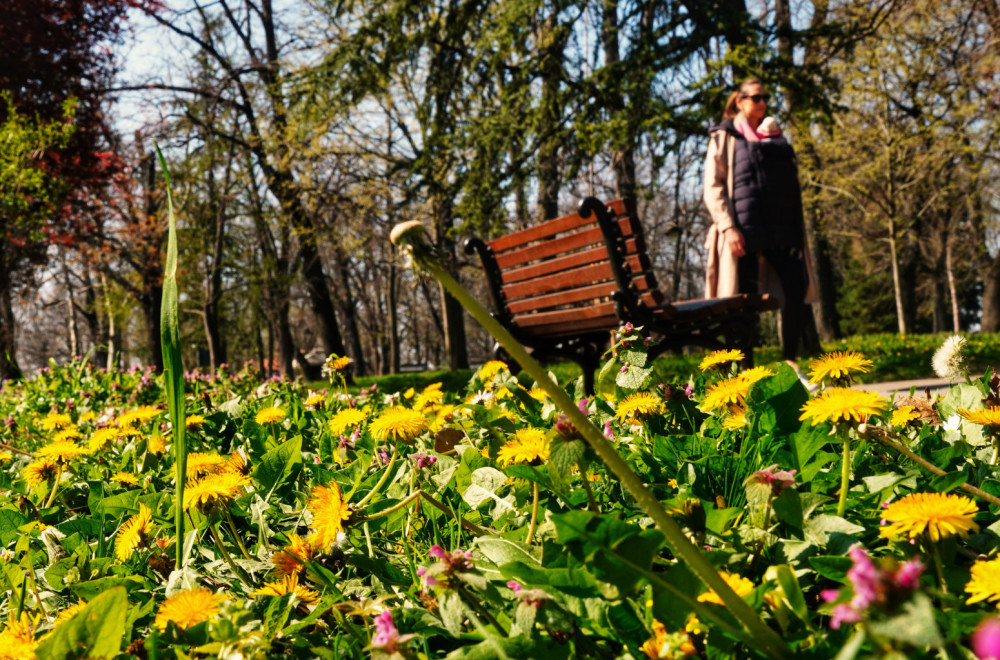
[{"xmin": 712, "ymin": 119, "xmax": 804, "ymax": 252}]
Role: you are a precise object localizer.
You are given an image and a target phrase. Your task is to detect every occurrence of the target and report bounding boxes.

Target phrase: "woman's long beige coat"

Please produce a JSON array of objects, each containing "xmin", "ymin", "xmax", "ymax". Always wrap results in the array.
[{"xmin": 702, "ymin": 127, "xmax": 818, "ymax": 305}]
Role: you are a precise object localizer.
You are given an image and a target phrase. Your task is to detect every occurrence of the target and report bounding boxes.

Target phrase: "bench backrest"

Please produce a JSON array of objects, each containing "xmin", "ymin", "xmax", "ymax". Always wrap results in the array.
[{"xmin": 472, "ymin": 197, "xmax": 664, "ymax": 339}]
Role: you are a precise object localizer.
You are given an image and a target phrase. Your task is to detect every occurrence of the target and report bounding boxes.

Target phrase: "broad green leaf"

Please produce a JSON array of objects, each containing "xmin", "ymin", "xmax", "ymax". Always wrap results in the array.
[
  {"xmin": 252, "ymin": 436, "xmax": 303, "ymax": 495},
  {"xmin": 475, "ymin": 537, "xmax": 540, "ymax": 567},
  {"xmin": 36, "ymin": 586, "xmax": 128, "ymax": 659},
  {"xmin": 866, "ymin": 592, "xmax": 942, "ymax": 647},
  {"xmin": 0, "ymin": 509, "xmax": 28, "ymax": 545},
  {"xmin": 808, "ymin": 556, "xmax": 854, "ymax": 583},
  {"xmin": 929, "ymin": 470, "xmax": 969, "ymax": 493},
  {"xmin": 69, "ymin": 575, "xmax": 146, "ymax": 600}
]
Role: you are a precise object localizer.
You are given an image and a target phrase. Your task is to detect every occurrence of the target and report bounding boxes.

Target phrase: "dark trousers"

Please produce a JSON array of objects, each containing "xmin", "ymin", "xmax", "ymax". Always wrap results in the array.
[{"xmin": 738, "ymin": 246, "xmax": 808, "ymax": 361}]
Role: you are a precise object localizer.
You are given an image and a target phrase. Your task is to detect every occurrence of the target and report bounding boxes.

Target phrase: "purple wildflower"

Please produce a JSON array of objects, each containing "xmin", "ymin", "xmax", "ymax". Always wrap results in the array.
[
  {"xmin": 748, "ymin": 465, "xmax": 797, "ymax": 497},
  {"xmin": 370, "ymin": 610, "xmax": 414, "ymax": 653},
  {"xmin": 822, "ymin": 545, "xmax": 925, "ymax": 629},
  {"xmin": 411, "ymin": 452, "xmax": 437, "ymax": 470}
]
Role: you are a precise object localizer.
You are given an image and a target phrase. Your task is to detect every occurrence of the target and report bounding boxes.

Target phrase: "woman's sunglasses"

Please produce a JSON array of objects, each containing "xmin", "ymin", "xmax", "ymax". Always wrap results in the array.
[{"xmin": 740, "ymin": 93, "xmax": 770, "ymax": 104}]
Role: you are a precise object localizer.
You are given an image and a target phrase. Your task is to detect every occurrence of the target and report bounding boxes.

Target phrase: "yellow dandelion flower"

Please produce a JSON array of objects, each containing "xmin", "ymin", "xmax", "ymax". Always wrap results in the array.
[
  {"xmin": 527, "ymin": 388, "xmax": 547, "ymax": 401},
  {"xmin": 478, "ymin": 360, "xmax": 509, "ymax": 383},
  {"xmin": 24, "ymin": 457, "xmax": 61, "ymax": 488},
  {"xmin": 369, "ymin": 407, "xmax": 427, "ymax": 444},
  {"xmin": 958, "ymin": 407, "xmax": 1000, "ymax": 427},
  {"xmin": 0, "ymin": 612, "xmax": 40, "ymax": 659},
  {"xmin": 153, "ymin": 587, "xmax": 227, "ymax": 631},
  {"xmin": 700, "ymin": 376, "xmax": 753, "ymax": 413},
  {"xmin": 255, "ymin": 407, "xmax": 286, "ymax": 425},
  {"xmin": 35, "ymin": 439, "xmax": 87, "ymax": 463},
  {"xmin": 53, "ymin": 427, "xmax": 81, "ymax": 442},
  {"xmin": 250, "ymin": 574, "xmax": 319, "ymax": 605},
  {"xmin": 39, "ymin": 413, "xmax": 72, "ymax": 431},
  {"xmin": 721, "ymin": 408, "xmax": 748, "ymax": 431},
  {"xmin": 890, "ymin": 406, "xmax": 921, "ymax": 428},
  {"xmin": 807, "ymin": 351, "xmax": 873, "ymax": 384},
  {"xmin": 497, "ymin": 428, "xmax": 550, "ymax": 467},
  {"xmin": 403, "ymin": 387, "xmax": 415, "ymax": 400},
  {"xmin": 798, "ymin": 387, "xmax": 888, "ymax": 426},
  {"xmin": 429, "ymin": 404, "xmax": 456, "ymax": 432},
  {"xmin": 185, "ymin": 452, "xmax": 228, "ymax": 479},
  {"xmin": 182, "ymin": 471, "xmax": 251, "ymax": 514},
  {"xmin": 185, "ymin": 414, "xmax": 206, "ymax": 429},
  {"xmin": 413, "ymin": 384, "xmax": 444, "ymax": 411},
  {"xmin": 880, "ymin": 492, "xmax": 979, "ymax": 542},
  {"xmin": 272, "ymin": 534, "xmax": 315, "ymax": 576},
  {"xmin": 698, "ymin": 349, "xmax": 745, "ymax": 372},
  {"xmin": 147, "ymin": 435, "xmax": 166, "ymax": 454},
  {"xmin": 117, "ymin": 406, "xmax": 160, "ymax": 428},
  {"xmin": 697, "ymin": 571, "xmax": 754, "ymax": 606},
  {"xmin": 639, "ymin": 620, "xmax": 696, "ymax": 659},
  {"xmin": 739, "ymin": 366, "xmax": 774, "ymax": 384},
  {"xmin": 615, "ymin": 392, "xmax": 665, "ymax": 425},
  {"xmin": 966, "ymin": 556, "xmax": 1000, "ymax": 606},
  {"xmin": 308, "ymin": 482, "xmax": 352, "ymax": 550},
  {"xmin": 0, "ymin": 452, "xmax": 12, "ymax": 462},
  {"xmin": 327, "ymin": 355, "xmax": 351, "ymax": 372},
  {"xmin": 224, "ymin": 450, "xmax": 250, "ymax": 476},
  {"xmin": 304, "ymin": 393, "xmax": 326, "ymax": 409},
  {"xmin": 328, "ymin": 408, "xmax": 367, "ymax": 436},
  {"xmin": 54, "ymin": 600, "xmax": 87, "ymax": 625},
  {"xmin": 115, "ymin": 503, "xmax": 154, "ymax": 562},
  {"xmin": 78, "ymin": 412, "xmax": 96, "ymax": 424},
  {"xmin": 111, "ymin": 472, "xmax": 140, "ymax": 488},
  {"xmin": 88, "ymin": 427, "xmax": 119, "ymax": 452}
]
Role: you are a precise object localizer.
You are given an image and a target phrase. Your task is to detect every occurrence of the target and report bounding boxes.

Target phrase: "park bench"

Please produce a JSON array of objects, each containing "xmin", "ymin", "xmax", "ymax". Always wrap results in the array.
[{"xmin": 464, "ymin": 196, "xmax": 781, "ymax": 392}]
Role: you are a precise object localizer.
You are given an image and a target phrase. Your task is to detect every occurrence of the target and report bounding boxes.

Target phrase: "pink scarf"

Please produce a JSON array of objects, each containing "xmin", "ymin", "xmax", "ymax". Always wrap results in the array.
[{"xmin": 733, "ymin": 114, "xmax": 782, "ymax": 142}]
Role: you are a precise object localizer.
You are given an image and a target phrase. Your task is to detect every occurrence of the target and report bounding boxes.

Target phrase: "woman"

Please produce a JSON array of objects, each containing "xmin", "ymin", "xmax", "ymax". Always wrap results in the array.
[{"xmin": 703, "ymin": 78, "xmax": 814, "ymax": 364}]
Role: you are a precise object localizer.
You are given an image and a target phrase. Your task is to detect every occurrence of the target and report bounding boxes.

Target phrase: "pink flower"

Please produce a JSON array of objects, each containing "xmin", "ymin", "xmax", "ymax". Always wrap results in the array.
[
  {"xmin": 411, "ymin": 452, "xmax": 437, "ymax": 470},
  {"xmin": 370, "ymin": 610, "xmax": 415, "ymax": 653},
  {"xmin": 822, "ymin": 545, "xmax": 925, "ymax": 629},
  {"xmin": 748, "ymin": 464, "xmax": 797, "ymax": 496},
  {"xmin": 974, "ymin": 617, "xmax": 1000, "ymax": 659}
]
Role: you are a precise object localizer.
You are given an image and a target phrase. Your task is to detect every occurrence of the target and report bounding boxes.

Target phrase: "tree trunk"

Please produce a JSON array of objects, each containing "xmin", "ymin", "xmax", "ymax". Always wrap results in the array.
[
  {"xmin": 0, "ymin": 247, "xmax": 23, "ymax": 380},
  {"xmin": 535, "ymin": 13, "xmax": 564, "ymax": 222},
  {"xmin": 981, "ymin": 253, "xmax": 1000, "ymax": 331},
  {"xmin": 946, "ymin": 235, "xmax": 961, "ymax": 332},
  {"xmin": 600, "ymin": 0, "xmax": 637, "ymax": 199},
  {"xmin": 334, "ymin": 249, "xmax": 365, "ymax": 377},
  {"xmin": 388, "ymin": 263, "xmax": 400, "ymax": 374}
]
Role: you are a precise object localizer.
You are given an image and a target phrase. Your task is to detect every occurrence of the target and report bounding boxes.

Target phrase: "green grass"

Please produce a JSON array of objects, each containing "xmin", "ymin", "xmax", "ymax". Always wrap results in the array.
[{"xmin": 328, "ymin": 332, "xmax": 1000, "ymax": 394}]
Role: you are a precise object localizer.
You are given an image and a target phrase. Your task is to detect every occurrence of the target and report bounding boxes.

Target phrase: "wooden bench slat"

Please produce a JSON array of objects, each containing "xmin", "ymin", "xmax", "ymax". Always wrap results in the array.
[
  {"xmin": 513, "ymin": 301, "xmax": 618, "ymax": 329},
  {"xmin": 493, "ymin": 226, "xmax": 602, "ymax": 269},
  {"xmin": 501, "ymin": 238, "xmax": 640, "ymax": 284},
  {"xmin": 488, "ymin": 212, "xmax": 595, "ymax": 253},
  {"xmin": 501, "ymin": 255, "xmax": 646, "ymax": 302},
  {"xmin": 506, "ymin": 281, "xmax": 619, "ymax": 314}
]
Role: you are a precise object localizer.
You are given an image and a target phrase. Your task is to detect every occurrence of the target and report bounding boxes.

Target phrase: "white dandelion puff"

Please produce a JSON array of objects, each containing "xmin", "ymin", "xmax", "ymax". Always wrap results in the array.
[{"xmin": 932, "ymin": 335, "xmax": 967, "ymax": 381}]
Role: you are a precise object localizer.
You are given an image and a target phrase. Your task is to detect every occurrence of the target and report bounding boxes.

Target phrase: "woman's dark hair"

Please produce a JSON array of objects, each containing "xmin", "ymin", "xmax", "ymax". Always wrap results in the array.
[{"xmin": 723, "ymin": 78, "xmax": 764, "ymax": 119}]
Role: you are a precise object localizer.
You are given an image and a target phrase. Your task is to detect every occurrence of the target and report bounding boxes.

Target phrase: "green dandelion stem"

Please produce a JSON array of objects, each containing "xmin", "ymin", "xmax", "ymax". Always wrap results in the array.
[
  {"xmin": 526, "ymin": 481, "xmax": 540, "ymax": 545},
  {"xmin": 226, "ymin": 510, "xmax": 252, "ymax": 561},
  {"xmin": 458, "ymin": 583, "xmax": 509, "ymax": 638},
  {"xmin": 362, "ymin": 489, "xmax": 422, "ymax": 522},
  {"xmin": 390, "ymin": 221, "xmax": 790, "ymax": 660},
  {"xmin": 356, "ymin": 449, "xmax": 398, "ymax": 509},
  {"xmin": 579, "ymin": 460, "xmax": 598, "ymax": 512},
  {"xmin": 43, "ymin": 465, "xmax": 64, "ymax": 509},
  {"xmin": 837, "ymin": 436, "xmax": 851, "ymax": 518},
  {"xmin": 209, "ymin": 523, "xmax": 255, "ymax": 589},
  {"xmin": 928, "ymin": 539, "xmax": 949, "ymax": 594}
]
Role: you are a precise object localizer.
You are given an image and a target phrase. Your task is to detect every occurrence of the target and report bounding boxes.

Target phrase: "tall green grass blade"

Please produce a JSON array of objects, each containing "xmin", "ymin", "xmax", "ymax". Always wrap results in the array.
[{"xmin": 154, "ymin": 143, "xmax": 186, "ymax": 570}]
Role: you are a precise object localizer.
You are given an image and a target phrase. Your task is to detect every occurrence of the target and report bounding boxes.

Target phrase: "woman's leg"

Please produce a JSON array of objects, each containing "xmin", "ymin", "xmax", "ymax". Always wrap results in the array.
[{"xmin": 762, "ymin": 246, "xmax": 808, "ymax": 360}]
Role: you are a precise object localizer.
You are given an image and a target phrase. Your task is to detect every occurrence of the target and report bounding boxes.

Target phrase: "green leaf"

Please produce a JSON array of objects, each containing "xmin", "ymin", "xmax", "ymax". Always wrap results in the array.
[
  {"xmin": 929, "ymin": 470, "xmax": 968, "ymax": 493},
  {"xmin": 616, "ymin": 365, "xmax": 652, "ymax": 390},
  {"xmin": 68, "ymin": 575, "xmax": 146, "ymax": 601},
  {"xmin": 773, "ymin": 565, "xmax": 808, "ymax": 622},
  {"xmin": 862, "ymin": 473, "xmax": 904, "ymax": 494},
  {"xmin": 866, "ymin": 592, "xmax": 942, "ymax": 647},
  {"xmin": 620, "ymin": 347, "xmax": 648, "ymax": 369},
  {"xmin": 0, "ymin": 509, "xmax": 28, "ymax": 545},
  {"xmin": 36, "ymin": 586, "xmax": 128, "ymax": 659},
  {"xmin": 808, "ymin": 556, "xmax": 854, "ymax": 582},
  {"xmin": 252, "ymin": 436, "xmax": 303, "ymax": 494},
  {"xmin": 475, "ymin": 537, "xmax": 540, "ymax": 567}
]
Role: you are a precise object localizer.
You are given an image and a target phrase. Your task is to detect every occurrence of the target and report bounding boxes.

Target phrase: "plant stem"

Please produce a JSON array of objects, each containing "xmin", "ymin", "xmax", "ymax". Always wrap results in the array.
[
  {"xmin": 837, "ymin": 435, "xmax": 851, "ymax": 518},
  {"xmin": 458, "ymin": 584, "xmax": 508, "ymax": 637},
  {"xmin": 226, "ymin": 511, "xmax": 252, "ymax": 561},
  {"xmin": 209, "ymin": 523, "xmax": 255, "ymax": 589},
  {"xmin": 526, "ymin": 481, "xmax": 539, "ymax": 544},
  {"xmin": 579, "ymin": 460, "xmax": 599, "ymax": 512},
  {"xmin": 44, "ymin": 465, "xmax": 64, "ymax": 508},
  {"xmin": 391, "ymin": 224, "xmax": 789, "ymax": 660},
  {"xmin": 356, "ymin": 449, "xmax": 398, "ymax": 508},
  {"xmin": 362, "ymin": 490, "xmax": 422, "ymax": 522},
  {"xmin": 928, "ymin": 539, "xmax": 949, "ymax": 594}
]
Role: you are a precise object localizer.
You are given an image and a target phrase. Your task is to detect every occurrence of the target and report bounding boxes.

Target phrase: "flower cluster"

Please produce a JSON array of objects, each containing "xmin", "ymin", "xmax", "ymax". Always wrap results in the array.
[
  {"xmin": 822, "ymin": 545, "xmax": 924, "ymax": 629},
  {"xmin": 417, "ymin": 545, "xmax": 475, "ymax": 591}
]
